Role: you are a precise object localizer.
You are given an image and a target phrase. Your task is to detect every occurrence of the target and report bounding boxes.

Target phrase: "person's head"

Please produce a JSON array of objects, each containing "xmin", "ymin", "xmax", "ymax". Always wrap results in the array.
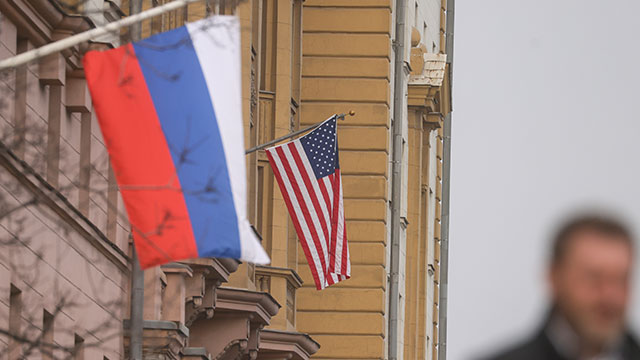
[{"xmin": 549, "ymin": 213, "xmax": 635, "ymax": 348}]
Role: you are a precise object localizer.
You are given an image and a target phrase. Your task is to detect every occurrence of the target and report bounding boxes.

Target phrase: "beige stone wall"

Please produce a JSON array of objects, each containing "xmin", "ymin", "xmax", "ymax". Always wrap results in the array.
[
  {"xmin": 402, "ymin": 111, "xmax": 442, "ymax": 360},
  {"xmin": 404, "ymin": 2, "xmax": 449, "ymax": 357},
  {"xmin": 298, "ymin": 1, "xmax": 393, "ymax": 358},
  {"xmin": 297, "ymin": 1, "xmax": 450, "ymax": 358}
]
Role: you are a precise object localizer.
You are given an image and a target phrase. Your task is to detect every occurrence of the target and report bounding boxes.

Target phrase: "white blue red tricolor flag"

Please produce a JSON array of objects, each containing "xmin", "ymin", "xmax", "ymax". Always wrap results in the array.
[
  {"xmin": 266, "ymin": 117, "xmax": 350, "ymax": 289},
  {"xmin": 83, "ymin": 16, "xmax": 269, "ymax": 269}
]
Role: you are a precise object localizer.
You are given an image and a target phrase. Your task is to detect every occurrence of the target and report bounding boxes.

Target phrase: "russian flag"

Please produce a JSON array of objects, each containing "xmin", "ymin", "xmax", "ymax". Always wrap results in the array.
[{"xmin": 83, "ymin": 16, "xmax": 269, "ymax": 269}]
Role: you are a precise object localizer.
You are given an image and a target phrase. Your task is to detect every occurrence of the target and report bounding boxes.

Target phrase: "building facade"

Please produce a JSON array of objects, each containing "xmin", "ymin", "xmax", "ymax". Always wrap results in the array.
[
  {"xmin": 0, "ymin": 0, "xmax": 453, "ymax": 359},
  {"xmin": 297, "ymin": 1, "xmax": 451, "ymax": 359},
  {"xmin": 0, "ymin": 1, "xmax": 129, "ymax": 359}
]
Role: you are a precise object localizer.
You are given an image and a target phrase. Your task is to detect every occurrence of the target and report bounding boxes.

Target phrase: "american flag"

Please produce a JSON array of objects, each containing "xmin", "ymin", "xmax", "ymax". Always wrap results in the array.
[{"xmin": 265, "ymin": 116, "xmax": 350, "ymax": 290}]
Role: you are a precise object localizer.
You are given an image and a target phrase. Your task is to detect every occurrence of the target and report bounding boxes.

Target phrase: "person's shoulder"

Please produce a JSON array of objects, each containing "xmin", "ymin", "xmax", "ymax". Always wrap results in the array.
[
  {"xmin": 624, "ymin": 331, "xmax": 640, "ymax": 357},
  {"xmin": 479, "ymin": 341, "xmax": 537, "ymax": 360},
  {"xmin": 478, "ymin": 332, "xmax": 558, "ymax": 360}
]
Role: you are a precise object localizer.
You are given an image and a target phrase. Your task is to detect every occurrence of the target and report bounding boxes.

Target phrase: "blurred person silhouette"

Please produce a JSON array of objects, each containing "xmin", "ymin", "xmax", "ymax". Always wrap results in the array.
[{"xmin": 485, "ymin": 213, "xmax": 640, "ymax": 360}]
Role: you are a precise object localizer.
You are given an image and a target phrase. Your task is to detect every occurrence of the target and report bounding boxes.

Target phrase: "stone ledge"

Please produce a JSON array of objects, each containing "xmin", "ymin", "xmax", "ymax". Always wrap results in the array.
[
  {"xmin": 182, "ymin": 347, "xmax": 211, "ymax": 360},
  {"xmin": 258, "ymin": 329, "xmax": 320, "ymax": 360},
  {"xmin": 256, "ymin": 265, "xmax": 304, "ymax": 289},
  {"xmin": 123, "ymin": 319, "xmax": 190, "ymax": 337},
  {"xmin": 123, "ymin": 320, "xmax": 189, "ymax": 360}
]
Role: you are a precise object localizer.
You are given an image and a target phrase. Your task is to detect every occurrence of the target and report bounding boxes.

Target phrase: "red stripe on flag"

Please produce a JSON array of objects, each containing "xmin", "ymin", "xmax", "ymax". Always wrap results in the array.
[
  {"xmin": 83, "ymin": 45, "xmax": 198, "ymax": 269},
  {"xmin": 317, "ymin": 176, "xmax": 332, "ymax": 212},
  {"xmin": 326, "ymin": 275, "xmax": 335, "ymax": 287}
]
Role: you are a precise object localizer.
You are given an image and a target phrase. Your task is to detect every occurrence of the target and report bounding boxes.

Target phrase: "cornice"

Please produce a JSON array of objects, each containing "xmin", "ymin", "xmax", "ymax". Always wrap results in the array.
[
  {"xmin": 260, "ymin": 329, "xmax": 320, "ymax": 357},
  {"xmin": 255, "ymin": 265, "xmax": 304, "ymax": 289},
  {"xmin": 0, "ymin": 0, "xmax": 95, "ymax": 70},
  {"xmin": 216, "ymin": 287, "xmax": 281, "ymax": 325}
]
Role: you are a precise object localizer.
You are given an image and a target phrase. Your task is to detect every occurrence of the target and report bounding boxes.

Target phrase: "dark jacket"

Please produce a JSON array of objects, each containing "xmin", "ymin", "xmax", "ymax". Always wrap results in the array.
[{"xmin": 484, "ymin": 326, "xmax": 640, "ymax": 360}]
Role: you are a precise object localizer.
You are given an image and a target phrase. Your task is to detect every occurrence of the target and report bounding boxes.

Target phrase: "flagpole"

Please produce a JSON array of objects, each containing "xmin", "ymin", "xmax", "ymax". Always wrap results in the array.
[
  {"xmin": 128, "ymin": 1, "xmax": 144, "ymax": 360},
  {"xmin": 244, "ymin": 111, "xmax": 354, "ymax": 155},
  {"xmin": 0, "ymin": 0, "xmax": 200, "ymax": 71}
]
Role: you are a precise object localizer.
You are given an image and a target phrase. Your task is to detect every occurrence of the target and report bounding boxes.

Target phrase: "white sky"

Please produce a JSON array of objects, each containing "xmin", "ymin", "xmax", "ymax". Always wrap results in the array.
[{"xmin": 447, "ymin": 1, "xmax": 640, "ymax": 359}]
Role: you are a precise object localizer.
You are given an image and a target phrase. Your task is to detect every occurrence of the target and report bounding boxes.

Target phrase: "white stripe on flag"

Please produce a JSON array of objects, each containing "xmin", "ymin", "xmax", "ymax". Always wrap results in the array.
[{"xmin": 186, "ymin": 17, "xmax": 268, "ymax": 264}]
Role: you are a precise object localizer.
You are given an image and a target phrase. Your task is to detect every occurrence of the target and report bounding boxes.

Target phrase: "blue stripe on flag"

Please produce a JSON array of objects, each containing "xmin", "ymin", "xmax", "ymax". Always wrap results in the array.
[{"xmin": 133, "ymin": 26, "xmax": 242, "ymax": 259}]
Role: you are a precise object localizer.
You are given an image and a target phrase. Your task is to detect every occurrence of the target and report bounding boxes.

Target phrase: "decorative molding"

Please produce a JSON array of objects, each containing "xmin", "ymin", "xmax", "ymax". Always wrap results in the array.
[
  {"xmin": 182, "ymin": 347, "xmax": 211, "ymax": 360},
  {"xmin": 255, "ymin": 265, "xmax": 303, "ymax": 289},
  {"xmin": 424, "ymin": 112, "xmax": 443, "ymax": 131},
  {"xmin": 259, "ymin": 329, "xmax": 321, "ymax": 360},
  {"xmin": 179, "ymin": 258, "xmax": 239, "ymax": 326},
  {"xmin": 0, "ymin": 0, "xmax": 95, "ymax": 70},
  {"xmin": 410, "ymin": 53, "xmax": 448, "ymax": 87},
  {"xmin": 189, "ymin": 288, "xmax": 280, "ymax": 360},
  {"xmin": 216, "ymin": 287, "xmax": 280, "ymax": 325},
  {"xmin": 408, "ymin": 51, "xmax": 449, "ymax": 120},
  {"xmin": 123, "ymin": 320, "xmax": 190, "ymax": 360}
]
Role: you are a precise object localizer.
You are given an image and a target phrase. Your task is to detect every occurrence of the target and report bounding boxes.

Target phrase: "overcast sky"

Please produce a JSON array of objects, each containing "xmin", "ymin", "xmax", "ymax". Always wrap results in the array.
[{"xmin": 447, "ymin": 1, "xmax": 640, "ymax": 359}]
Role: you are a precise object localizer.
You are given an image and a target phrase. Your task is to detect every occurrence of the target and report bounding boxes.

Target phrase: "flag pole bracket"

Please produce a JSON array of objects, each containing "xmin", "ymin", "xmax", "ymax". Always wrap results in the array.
[{"xmin": 336, "ymin": 110, "xmax": 356, "ymax": 121}]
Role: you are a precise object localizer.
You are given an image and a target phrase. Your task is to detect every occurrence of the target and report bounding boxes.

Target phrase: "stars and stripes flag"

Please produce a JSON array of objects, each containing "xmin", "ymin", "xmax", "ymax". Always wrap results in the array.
[{"xmin": 265, "ymin": 116, "xmax": 350, "ymax": 290}]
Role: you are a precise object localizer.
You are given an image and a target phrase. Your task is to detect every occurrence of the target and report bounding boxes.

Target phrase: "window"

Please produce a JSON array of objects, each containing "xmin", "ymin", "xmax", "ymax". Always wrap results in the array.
[
  {"xmin": 46, "ymin": 78, "xmax": 62, "ymax": 187},
  {"xmin": 14, "ymin": 38, "xmax": 28, "ymax": 158},
  {"xmin": 423, "ymin": 22, "xmax": 428, "ymax": 45},
  {"xmin": 9, "ymin": 285, "xmax": 22, "ymax": 360},
  {"xmin": 151, "ymin": 0, "xmax": 163, "ymax": 34},
  {"xmin": 218, "ymin": 0, "xmax": 236, "ymax": 15},
  {"xmin": 42, "ymin": 310, "xmax": 54, "ymax": 360},
  {"xmin": 259, "ymin": 0, "xmax": 276, "ymax": 91},
  {"xmin": 73, "ymin": 334, "xmax": 84, "ymax": 360},
  {"xmin": 290, "ymin": 0, "xmax": 302, "ymax": 105}
]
